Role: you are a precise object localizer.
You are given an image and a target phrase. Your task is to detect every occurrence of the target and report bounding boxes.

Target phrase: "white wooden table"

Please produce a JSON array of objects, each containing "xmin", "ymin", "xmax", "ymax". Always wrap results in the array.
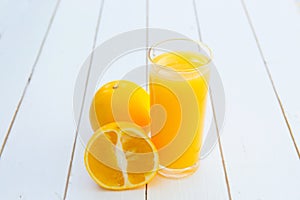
[{"xmin": 0, "ymin": 0, "xmax": 300, "ymax": 199}]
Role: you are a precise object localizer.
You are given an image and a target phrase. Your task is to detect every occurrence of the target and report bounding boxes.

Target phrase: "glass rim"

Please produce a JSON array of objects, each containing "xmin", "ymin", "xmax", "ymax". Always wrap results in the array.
[{"xmin": 147, "ymin": 38, "xmax": 213, "ymax": 73}]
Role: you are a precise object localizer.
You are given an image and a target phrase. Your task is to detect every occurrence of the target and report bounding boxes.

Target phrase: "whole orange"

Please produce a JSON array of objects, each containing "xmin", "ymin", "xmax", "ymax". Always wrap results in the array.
[{"xmin": 90, "ymin": 80, "xmax": 150, "ymax": 132}]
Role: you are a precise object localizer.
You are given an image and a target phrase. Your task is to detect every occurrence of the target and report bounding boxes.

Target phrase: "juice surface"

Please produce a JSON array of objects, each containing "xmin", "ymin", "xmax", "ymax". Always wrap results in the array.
[{"xmin": 150, "ymin": 51, "xmax": 209, "ymax": 169}]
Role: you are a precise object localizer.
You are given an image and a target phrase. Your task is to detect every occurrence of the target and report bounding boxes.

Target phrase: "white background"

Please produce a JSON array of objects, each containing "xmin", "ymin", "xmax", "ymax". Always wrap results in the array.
[{"xmin": 0, "ymin": 0, "xmax": 299, "ymax": 199}]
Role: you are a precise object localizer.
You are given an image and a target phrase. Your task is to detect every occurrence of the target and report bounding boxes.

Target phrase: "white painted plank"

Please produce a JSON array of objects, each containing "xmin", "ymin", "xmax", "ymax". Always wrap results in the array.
[
  {"xmin": 0, "ymin": 0, "xmax": 102, "ymax": 199},
  {"xmin": 147, "ymin": 0, "xmax": 229, "ymax": 199},
  {"xmin": 66, "ymin": 0, "xmax": 147, "ymax": 199},
  {"xmin": 0, "ymin": 0, "xmax": 57, "ymax": 152},
  {"xmin": 148, "ymin": 147, "xmax": 228, "ymax": 200},
  {"xmin": 195, "ymin": 0, "xmax": 300, "ymax": 199},
  {"xmin": 244, "ymin": 0, "xmax": 300, "ymax": 154}
]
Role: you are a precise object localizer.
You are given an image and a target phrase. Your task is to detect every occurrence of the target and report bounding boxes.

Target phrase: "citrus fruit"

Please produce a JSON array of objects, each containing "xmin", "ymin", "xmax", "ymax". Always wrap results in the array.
[
  {"xmin": 90, "ymin": 80, "xmax": 150, "ymax": 133},
  {"xmin": 84, "ymin": 122, "xmax": 159, "ymax": 190}
]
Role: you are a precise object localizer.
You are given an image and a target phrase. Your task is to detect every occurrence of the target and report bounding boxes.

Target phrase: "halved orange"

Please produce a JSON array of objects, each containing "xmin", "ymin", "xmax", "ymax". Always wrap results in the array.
[{"xmin": 84, "ymin": 122, "xmax": 159, "ymax": 190}]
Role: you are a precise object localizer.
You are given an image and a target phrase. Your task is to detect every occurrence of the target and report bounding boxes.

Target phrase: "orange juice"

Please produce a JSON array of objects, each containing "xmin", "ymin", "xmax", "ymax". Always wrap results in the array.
[{"xmin": 150, "ymin": 51, "xmax": 210, "ymax": 174}]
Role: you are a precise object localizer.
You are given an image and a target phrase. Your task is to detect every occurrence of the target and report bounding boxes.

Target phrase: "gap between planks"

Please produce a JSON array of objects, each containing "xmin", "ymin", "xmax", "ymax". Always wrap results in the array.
[
  {"xmin": 0, "ymin": 0, "xmax": 62, "ymax": 158},
  {"xmin": 240, "ymin": 0, "xmax": 300, "ymax": 159},
  {"xmin": 145, "ymin": 0, "xmax": 149, "ymax": 199},
  {"xmin": 62, "ymin": 0, "xmax": 105, "ymax": 199},
  {"xmin": 193, "ymin": 0, "xmax": 233, "ymax": 199}
]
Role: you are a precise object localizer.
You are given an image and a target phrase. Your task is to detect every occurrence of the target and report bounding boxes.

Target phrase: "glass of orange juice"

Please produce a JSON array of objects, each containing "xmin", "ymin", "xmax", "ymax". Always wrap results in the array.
[{"xmin": 148, "ymin": 39, "xmax": 212, "ymax": 178}]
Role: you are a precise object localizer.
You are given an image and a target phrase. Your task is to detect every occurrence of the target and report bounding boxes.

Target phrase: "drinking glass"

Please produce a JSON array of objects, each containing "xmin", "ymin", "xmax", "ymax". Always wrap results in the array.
[{"xmin": 148, "ymin": 39, "xmax": 212, "ymax": 178}]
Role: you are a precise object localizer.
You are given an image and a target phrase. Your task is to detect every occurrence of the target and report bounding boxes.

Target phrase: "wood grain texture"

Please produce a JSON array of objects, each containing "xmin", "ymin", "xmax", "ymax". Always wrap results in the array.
[
  {"xmin": 195, "ymin": 0, "xmax": 300, "ymax": 199},
  {"xmin": 0, "ymin": 0, "xmax": 299, "ymax": 199},
  {"xmin": 65, "ymin": 0, "xmax": 148, "ymax": 199},
  {"xmin": 0, "ymin": 0, "xmax": 101, "ymax": 199},
  {"xmin": 0, "ymin": 0, "xmax": 57, "ymax": 155},
  {"xmin": 243, "ymin": 0, "xmax": 300, "ymax": 157},
  {"xmin": 147, "ymin": 0, "xmax": 229, "ymax": 199}
]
